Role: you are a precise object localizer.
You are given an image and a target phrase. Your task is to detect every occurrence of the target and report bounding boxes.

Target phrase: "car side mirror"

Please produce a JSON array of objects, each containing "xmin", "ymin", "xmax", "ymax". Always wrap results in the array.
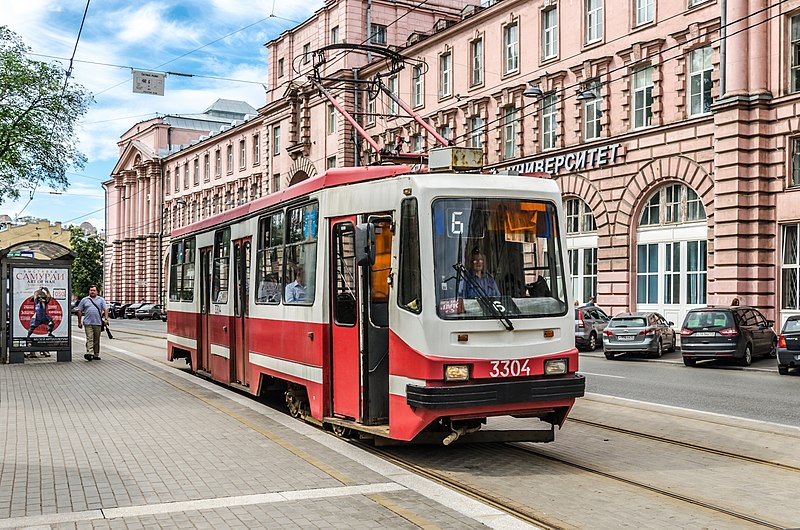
[
  {"xmin": 767, "ymin": 320, "xmax": 775, "ymax": 327},
  {"xmin": 668, "ymin": 321, "xmax": 674, "ymax": 326},
  {"xmin": 355, "ymin": 222, "xmax": 376, "ymax": 267}
]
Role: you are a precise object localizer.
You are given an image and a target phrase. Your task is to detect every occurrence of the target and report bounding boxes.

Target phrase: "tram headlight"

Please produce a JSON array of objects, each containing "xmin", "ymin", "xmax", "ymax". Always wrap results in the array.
[
  {"xmin": 544, "ymin": 359, "xmax": 568, "ymax": 375},
  {"xmin": 444, "ymin": 364, "xmax": 470, "ymax": 382}
]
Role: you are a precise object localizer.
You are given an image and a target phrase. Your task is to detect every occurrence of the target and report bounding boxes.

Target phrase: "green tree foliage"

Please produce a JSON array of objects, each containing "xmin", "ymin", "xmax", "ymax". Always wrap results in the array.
[
  {"xmin": 69, "ymin": 227, "xmax": 104, "ymax": 298},
  {"xmin": 0, "ymin": 26, "xmax": 93, "ymax": 204}
]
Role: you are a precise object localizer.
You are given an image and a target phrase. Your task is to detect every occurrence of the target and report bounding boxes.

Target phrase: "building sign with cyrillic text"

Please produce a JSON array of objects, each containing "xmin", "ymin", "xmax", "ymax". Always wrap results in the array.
[{"xmin": 502, "ymin": 143, "xmax": 624, "ymax": 175}]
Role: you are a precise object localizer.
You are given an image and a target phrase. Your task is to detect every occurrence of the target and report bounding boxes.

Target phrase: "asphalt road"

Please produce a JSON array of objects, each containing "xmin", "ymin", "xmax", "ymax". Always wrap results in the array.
[
  {"xmin": 580, "ymin": 349, "xmax": 800, "ymax": 428},
  {"xmin": 106, "ymin": 317, "xmax": 800, "ymax": 428}
]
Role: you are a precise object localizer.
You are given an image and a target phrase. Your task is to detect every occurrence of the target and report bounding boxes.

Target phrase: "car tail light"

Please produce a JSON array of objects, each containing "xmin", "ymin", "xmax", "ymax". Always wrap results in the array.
[
  {"xmin": 779, "ymin": 335, "xmax": 787, "ymax": 348},
  {"xmin": 639, "ymin": 328, "xmax": 655, "ymax": 336},
  {"xmin": 681, "ymin": 328, "xmax": 693, "ymax": 336},
  {"xmin": 603, "ymin": 329, "xmax": 614, "ymax": 337},
  {"xmin": 576, "ymin": 310, "xmax": 585, "ymax": 329},
  {"xmin": 719, "ymin": 327, "xmax": 739, "ymax": 336}
]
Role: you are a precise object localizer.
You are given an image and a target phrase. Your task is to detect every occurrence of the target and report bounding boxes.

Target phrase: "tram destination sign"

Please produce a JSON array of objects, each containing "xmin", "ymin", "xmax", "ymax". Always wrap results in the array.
[{"xmin": 502, "ymin": 142, "xmax": 623, "ymax": 175}]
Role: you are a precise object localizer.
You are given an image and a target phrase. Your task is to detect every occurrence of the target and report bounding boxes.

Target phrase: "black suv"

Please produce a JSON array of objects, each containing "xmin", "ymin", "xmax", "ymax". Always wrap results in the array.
[{"xmin": 680, "ymin": 306, "xmax": 777, "ymax": 367}]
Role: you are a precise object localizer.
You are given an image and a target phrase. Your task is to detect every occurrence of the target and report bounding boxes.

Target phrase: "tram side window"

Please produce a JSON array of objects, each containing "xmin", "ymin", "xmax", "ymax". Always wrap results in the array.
[
  {"xmin": 212, "ymin": 228, "xmax": 231, "ymax": 304},
  {"xmin": 398, "ymin": 199, "xmax": 421, "ymax": 313},
  {"xmin": 255, "ymin": 212, "xmax": 285, "ymax": 304},
  {"xmin": 169, "ymin": 238, "xmax": 195, "ymax": 301},
  {"xmin": 284, "ymin": 202, "xmax": 318, "ymax": 305}
]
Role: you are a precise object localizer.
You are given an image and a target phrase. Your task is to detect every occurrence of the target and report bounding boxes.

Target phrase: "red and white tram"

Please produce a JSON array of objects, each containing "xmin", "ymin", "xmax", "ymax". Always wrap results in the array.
[{"xmin": 167, "ymin": 162, "xmax": 585, "ymax": 444}]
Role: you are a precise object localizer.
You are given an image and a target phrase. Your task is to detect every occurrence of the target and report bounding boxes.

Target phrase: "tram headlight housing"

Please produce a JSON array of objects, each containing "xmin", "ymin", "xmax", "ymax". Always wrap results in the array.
[
  {"xmin": 444, "ymin": 364, "xmax": 470, "ymax": 382},
  {"xmin": 544, "ymin": 359, "xmax": 568, "ymax": 375}
]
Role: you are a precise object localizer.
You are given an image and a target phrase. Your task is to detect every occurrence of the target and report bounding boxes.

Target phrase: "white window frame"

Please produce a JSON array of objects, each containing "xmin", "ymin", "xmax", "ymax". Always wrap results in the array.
[
  {"xmin": 503, "ymin": 107, "xmax": 516, "ymax": 159},
  {"xmin": 239, "ymin": 140, "xmax": 246, "ymax": 169},
  {"xmin": 215, "ymin": 150, "xmax": 221, "ymax": 177},
  {"xmin": 253, "ymin": 134, "xmax": 260, "ymax": 165},
  {"xmin": 370, "ymin": 23, "xmax": 387, "ymax": 45},
  {"xmin": 273, "ymin": 126, "xmax": 281, "ymax": 156},
  {"xmin": 584, "ymin": 79, "xmax": 602, "ymax": 141},
  {"xmin": 330, "ymin": 25, "xmax": 339, "ymax": 44},
  {"xmin": 366, "ymin": 97, "xmax": 376, "ymax": 125},
  {"xmin": 541, "ymin": 93, "xmax": 557, "ymax": 150},
  {"xmin": 689, "ymin": 46, "xmax": 713, "ymax": 116},
  {"xmin": 542, "ymin": 8, "xmax": 558, "ymax": 59},
  {"xmin": 791, "ymin": 15, "xmax": 800, "ymax": 92},
  {"xmin": 439, "ymin": 52, "xmax": 452, "ymax": 98},
  {"xmin": 278, "ymin": 58, "xmax": 284, "ymax": 78},
  {"xmin": 412, "ymin": 65, "xmax": 424, "ymax": 108},
  {"xmin": 327, "ymin": 104, "xmax": 337, "ymax": 134},
  {"xmin": 387, "ymin": 76, "xmax": 398, "ymax": 116},
  {"xmin": 193, "ymin": 159, "xmax": 200, "ymax": 185},
  {"xmin": 326, "ymin": 155, "xmax": 337, "ymax": 169},
  {"xmin": 411, "ymin": 134, "xmax": 423, "ymax": 153},
  {"xmin": 635, "ymin": 0, "xmax": 654, "ymax": 27},
  {"xmin": 226, "ymin": 145, "xmax": 233, "ymax": 172},
  {"xmin": 468, "ymin": 116, "xmax": 483, "ymax": 148},
  {"xmin": 471, "ymin": 38, "xmax": 483, "ymax": 86},
  {"xmin": 504, "ymin": 23, "xmax": 519, "ymax": 74},
  {"xmin": 782, "ymin": 224, "xmax": 800, "ymax": 310},
  {"xmin": 303, "ymin": 43, "xmax": 310, "ymax": 64},
  {"xmin": 632, "ymin": 66, "xmax": 653, "ymax": 129},
  {"xmin": 204, "ymin": 154, "xmax": 210, "ymax": 181},
  {"xmin": 585, "ymin": 0, "xmax": 603, "ymax": 44}
]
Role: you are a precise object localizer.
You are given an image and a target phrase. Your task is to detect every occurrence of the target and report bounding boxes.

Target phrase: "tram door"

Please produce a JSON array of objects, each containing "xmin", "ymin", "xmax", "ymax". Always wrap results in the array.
[
  {"xmin": 330, "ymin": 219, "xmax": 360, "ymax": 420},
  {"xmin": 232, "ymin": 238, "xmax": 251, "ymax": 386},
  {"xmin": 199, "ymin": 247, "xmax": 212, "ymax": 372}
]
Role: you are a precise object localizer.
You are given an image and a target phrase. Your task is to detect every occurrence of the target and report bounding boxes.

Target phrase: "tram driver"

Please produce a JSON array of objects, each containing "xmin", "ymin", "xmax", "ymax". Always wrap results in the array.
[{"xmin": 458, "ymin": 249, "xmax": 501, "ymax": 299}]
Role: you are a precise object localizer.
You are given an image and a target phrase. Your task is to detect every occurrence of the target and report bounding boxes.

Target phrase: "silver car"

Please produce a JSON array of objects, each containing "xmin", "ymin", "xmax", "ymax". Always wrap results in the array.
[
  {"xmin": 575, "ymin": 306, "xmax": 610, "ymax": 351},
  {"xmin": 603, "ymin": 311, "xmax": 677, "ymax": 360}
]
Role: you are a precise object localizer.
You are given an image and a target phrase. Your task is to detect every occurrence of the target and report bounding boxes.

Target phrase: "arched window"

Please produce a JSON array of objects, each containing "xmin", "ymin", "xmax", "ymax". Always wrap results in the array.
[
  {"xmin": 636, "ymin": 183, "xmax": 707, "ymax": 326},
  {"xmin": 565, "ymin": 197, "xmax": 598, "ymax": 305},
  {"xmin": 639, "ymin": 183, "xmax": 706, "ymax": 226}
]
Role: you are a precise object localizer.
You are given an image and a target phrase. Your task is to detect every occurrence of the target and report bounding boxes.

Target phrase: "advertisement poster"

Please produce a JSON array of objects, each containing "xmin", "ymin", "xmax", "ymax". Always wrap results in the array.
[{"xmin": 11, "ymin": 266, "xmax": 69, "ymax": 349}]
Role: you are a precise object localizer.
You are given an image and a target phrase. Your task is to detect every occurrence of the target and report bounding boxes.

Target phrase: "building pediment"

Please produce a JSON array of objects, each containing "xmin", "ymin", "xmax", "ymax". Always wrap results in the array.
[{"xmin": 110, "ymin": 140, "xmax": 158, "ymax": 176}]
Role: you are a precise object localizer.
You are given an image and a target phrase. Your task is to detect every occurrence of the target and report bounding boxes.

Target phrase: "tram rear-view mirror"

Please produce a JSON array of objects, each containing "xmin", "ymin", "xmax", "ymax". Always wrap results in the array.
[{"xmin": 355, "ymin": 222, "xmax": 376, "ymax": 267}]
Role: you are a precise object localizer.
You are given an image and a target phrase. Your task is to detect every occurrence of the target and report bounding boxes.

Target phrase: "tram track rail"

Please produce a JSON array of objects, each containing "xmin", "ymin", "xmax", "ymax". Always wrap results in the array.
[
  {"xmin": 505, "ymin": 442, "xmax": 789, "ymax": 529},
  {"xmin": 569, "ymin": 417, "xmax": 800, "ymax": 474}
]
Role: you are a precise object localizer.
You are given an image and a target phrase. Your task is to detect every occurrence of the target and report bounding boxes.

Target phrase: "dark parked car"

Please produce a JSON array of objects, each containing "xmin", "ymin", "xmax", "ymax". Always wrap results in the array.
[
  {"xmin": 124, "ymin": 303, "xmax": 146, "ymax": 319},
  {"xmin": 603, "ymin": 311, "xmax": 676, "ymax": 360},
  {"xmin": 776, "ymin": 315, "xmax": 800, "ymax": 375},
  {"xmin": 680, "ymin": 306, "xmax": 777, "ymax": 367},
  {"xmin": 575, "ymin": 306, "xmax": 610, "ymax": 350},
  {"xmin": 135, "ymin": 304, "xmax": 165, "ymax": 320},
  {"xmin": 108, "ymin": 301, "xmax": 123, "ymax": 319}
]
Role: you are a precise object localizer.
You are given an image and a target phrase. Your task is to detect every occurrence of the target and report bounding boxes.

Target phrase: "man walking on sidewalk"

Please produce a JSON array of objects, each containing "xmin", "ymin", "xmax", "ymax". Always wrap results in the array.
[{"xmin": 76, "ymin": 285, "xmax": 109, "ymax": 361}]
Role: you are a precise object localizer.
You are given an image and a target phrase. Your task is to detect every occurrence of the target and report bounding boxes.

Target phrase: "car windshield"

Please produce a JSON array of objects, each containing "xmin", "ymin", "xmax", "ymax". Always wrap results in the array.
[
  {"xmin": 783, "ymin": 319, "xmax": 800, "ymax": 333},
  {"xmin": 610, "ymin": 317, "xmax": 647, "ymax": 327},
  {"xmin": 684, "ymin": 311, "xmax": 733, "ymax": 329},
  {"xmin": 432, "ymin": 198, "xmax": 568, "ymax": 322}
]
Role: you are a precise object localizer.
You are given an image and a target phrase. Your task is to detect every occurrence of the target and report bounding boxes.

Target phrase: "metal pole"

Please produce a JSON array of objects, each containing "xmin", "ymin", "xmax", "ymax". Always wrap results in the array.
[
  {"xmin": 308, "ymin": 77, "xmax": 382, "ymax": 152},
  {"xmin": 377, "ymin": 79, "xmax": 451, "ymax": 147}
]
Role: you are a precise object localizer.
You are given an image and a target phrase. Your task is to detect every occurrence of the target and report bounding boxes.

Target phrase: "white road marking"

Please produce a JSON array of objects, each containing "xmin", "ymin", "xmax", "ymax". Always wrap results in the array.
[{"xmin": 580, "ymin": 371, "xmax": 626, "ymax": 379}]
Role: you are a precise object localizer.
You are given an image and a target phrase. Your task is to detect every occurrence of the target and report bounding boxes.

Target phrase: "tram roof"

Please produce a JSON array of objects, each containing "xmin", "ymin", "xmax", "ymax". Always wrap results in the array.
[{"xmin": 172, "ymin": 164, "xmax": 413, "ymax": 237}]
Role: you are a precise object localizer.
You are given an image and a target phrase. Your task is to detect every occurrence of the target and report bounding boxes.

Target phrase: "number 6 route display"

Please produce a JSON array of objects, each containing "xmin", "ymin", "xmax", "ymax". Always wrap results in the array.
[{"xmin": 166, "ymin": 160, "xmax": 585, "ymax": 445}]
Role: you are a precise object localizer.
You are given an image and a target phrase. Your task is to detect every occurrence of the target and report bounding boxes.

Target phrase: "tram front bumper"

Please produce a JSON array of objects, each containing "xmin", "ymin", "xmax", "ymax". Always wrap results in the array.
[{"xmin": 406, "ymin": 374, "xmax": 585, "ymax": 410}]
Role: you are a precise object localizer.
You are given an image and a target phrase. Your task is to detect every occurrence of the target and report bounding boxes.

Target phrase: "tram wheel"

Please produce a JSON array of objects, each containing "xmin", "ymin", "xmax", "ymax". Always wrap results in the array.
[
  {"xmin": 331, "ymin": 424, "xmax": 354, "ymax": 438},
  {"xmin": 285, "ymin": 386, "xmax": 306, "ymax": 419}
]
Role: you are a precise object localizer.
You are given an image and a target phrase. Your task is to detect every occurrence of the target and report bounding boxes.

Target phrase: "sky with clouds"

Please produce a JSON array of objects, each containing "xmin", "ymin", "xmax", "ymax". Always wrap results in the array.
[{"xmin": 2, "ymin": 0, "xmax": 323, "ymax": 231}]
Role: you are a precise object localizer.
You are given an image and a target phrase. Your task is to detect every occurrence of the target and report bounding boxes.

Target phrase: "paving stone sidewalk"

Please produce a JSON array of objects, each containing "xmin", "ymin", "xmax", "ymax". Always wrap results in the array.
[{"xmin": 0, "ymin": 347, "xmax": 522, "ymax": 529}]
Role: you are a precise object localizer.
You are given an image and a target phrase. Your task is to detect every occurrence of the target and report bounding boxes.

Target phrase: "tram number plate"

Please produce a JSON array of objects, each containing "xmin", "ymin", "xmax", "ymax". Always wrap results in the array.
[
  {"xmin": 617, "ymin": 335, "xmax": 635, "ymax": 341},
  {"xmin": 489, "ymin": 359, "xmax": 531, "ymax": 378}
]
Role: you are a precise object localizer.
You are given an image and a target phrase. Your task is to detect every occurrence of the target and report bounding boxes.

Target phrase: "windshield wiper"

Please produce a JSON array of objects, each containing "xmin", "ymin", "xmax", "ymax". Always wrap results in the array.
[{"xmin": 452, "ymin": 262, "xmax": 514, "ymax": 331}]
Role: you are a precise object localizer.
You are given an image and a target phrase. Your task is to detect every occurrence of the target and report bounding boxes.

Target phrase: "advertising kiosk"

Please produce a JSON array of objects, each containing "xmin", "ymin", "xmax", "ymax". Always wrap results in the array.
[{"xmin": 1, "ymin": 241, "xmax": 75, "ymax": 363}]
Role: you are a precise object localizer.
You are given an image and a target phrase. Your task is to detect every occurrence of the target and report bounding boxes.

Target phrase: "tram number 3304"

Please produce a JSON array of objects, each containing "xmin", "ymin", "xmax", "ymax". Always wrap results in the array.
[{"xmin": 489, "ymin": 359, "xmax": 531, "ymax": 378}]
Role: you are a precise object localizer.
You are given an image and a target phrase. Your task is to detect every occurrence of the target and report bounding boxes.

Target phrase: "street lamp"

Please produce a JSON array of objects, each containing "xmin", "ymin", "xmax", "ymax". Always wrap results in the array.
[{"xmin": 523, "ymin": 81, "xmax": 543, "ymax": 99}]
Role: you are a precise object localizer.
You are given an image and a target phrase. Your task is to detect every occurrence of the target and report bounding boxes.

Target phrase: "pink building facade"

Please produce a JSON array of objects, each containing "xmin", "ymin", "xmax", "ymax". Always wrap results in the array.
[{"xmin": 107, "ymin": 0, "xmax": 800, "ymax": 328}]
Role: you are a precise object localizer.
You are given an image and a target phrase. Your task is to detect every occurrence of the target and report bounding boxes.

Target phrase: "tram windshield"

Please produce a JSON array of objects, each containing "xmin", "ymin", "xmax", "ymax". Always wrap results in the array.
[{"xmin": 432, "ymin": 198, "xmax": 568, "ymax": 322}]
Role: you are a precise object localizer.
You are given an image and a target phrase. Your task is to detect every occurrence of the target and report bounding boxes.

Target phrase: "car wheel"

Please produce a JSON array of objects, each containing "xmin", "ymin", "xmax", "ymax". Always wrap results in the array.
[
  {"xmin": 683, "ymin": 357, "xmax": 696, "ymax": 367},
  {"xmin": 604, "ymin": 351, "xmax": 615, "ymax": 360},
  {"xmin": 768, "ymin": 339, "xmax": 778, "ymax": 358},
  {"xmin": 778, "ymin": 366, "xmax": 789, "ymax": 375},
  {"xmin": 668, "ymin": 335, "xmax": 677, "ymax": 352},
  {"xmin": 739, "ymin": 344, "xmax": 753, "ymax": 367},
  {"xmin": 653, "ymin": 339, "xmax": 663, "ymax": 359},
  {"xmin": 588, "ymin": 332, "xmax": 597, "ymax": 351}
]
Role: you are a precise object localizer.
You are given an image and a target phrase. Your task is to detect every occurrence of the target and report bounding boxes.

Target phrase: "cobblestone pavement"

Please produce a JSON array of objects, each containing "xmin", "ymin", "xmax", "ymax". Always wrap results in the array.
[{"xmin": 0, "ymin": 342, "xmax": 528, "ymax": 529}]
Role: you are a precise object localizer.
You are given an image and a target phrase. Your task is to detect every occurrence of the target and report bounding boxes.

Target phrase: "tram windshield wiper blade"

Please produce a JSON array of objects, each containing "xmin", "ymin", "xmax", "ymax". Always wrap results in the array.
[{"xmin": 452, "ymin": 262, "xmax": 514, "ymax": 331}]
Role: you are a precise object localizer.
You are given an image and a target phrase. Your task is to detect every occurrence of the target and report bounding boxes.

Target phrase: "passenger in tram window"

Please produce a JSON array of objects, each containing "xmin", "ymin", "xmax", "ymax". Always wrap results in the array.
[
  {"xmin": 458, "ymin": 249, "xmax": 501, "ymax": 298},
  {"xmin": 285, "ymin": 268, "xmax": 307, "ymax": 303},
  {"xmin": 257, "ymin": 273, "xmax": 281, "ymax": 303}
]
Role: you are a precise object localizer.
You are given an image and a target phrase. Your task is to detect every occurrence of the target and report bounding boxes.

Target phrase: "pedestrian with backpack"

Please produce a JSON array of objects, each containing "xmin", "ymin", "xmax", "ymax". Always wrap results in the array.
[{"xmin": 76, "ymin": 285, "xmax": 109, "ymax": 361}]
